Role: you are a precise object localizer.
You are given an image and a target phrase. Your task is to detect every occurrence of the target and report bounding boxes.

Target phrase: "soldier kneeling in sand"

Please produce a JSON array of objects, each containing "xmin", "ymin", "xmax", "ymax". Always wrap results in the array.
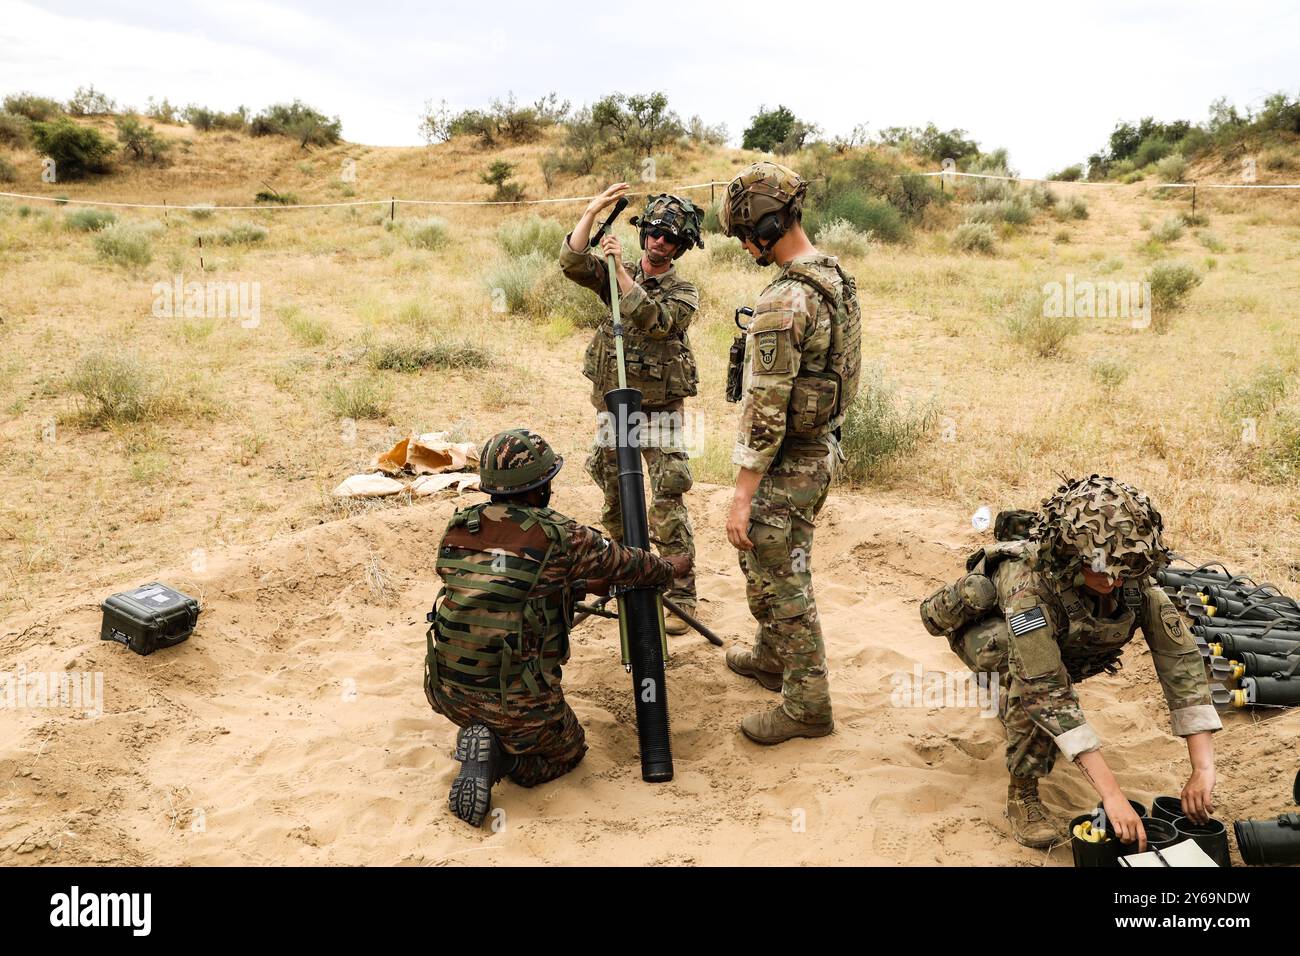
[
  {"xmin": 920, "ymin": 475, "xmax": 1220, "ymax": 849},
  {"xmin": 423, "ymin": 429, "xmax": 688, "ymax": 827}
]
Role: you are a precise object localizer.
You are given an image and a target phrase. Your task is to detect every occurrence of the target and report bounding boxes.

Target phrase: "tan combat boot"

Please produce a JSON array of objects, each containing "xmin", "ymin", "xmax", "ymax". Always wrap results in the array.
[
  {"xmin": 725, "ymin": 646, "xmax": 782, "ymax": 691},
  {"xmin": 664, "ymin": 603, "xmax": 694, "ymax": 636},
  {"xmin": 740, "ymin": 704, "xmax": 833, "ymax": 745},
  {"xmin": 1006, "ymin": 778, "xmax": 1059, "ymax": 848}
]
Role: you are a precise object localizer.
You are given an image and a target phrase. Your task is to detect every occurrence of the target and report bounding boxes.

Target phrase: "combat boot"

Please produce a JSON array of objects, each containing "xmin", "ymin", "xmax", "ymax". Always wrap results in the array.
[
  {"xmin": 449, "ymin": 724, "xmax": 514, "ymax": 828},
  {"xmin": 740, "ymin": 704, "xmax": 833, "ymax": 745},
  {"xmin": 726, "ymin": 646, "xmax": 783, "ymax": 692},
  {"xmin": 664, "ymin": 602, "xmax": 695, "ymax": 636},
  {"xmin": 1006, "ymin": 778, "xmax": 1059, "ymax": 848}
]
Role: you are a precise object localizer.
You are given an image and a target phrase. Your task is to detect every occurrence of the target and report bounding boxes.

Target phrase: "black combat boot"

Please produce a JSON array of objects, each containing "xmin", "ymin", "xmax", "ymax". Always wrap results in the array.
[{"xmin": 449, "ymin": 724, "xmax": 514, "ymax": 828}]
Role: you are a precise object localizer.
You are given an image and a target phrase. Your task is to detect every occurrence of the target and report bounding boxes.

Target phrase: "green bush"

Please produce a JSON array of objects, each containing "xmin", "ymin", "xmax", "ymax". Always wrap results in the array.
[
  {"xmin": 1089, "ymin": 356, "xmax": 1130, "ymax": 391},
  {"xmin": 814, "ymin": 218, "xmax": 874, "ymax": 258},
  {"xmin": 967, "ymin": 196, "xmax": 1032, "ymax": 225},
  {"xmin": 280, "ymin": 306, "xmax": 329, "ymax": 346},
  {"xmin": 367, "ymin": 338, "xmax": 492, "ymax": 372},
  {"xmin": 701, "ymin": 201, "xmax": 722, "ymax": 234},
  {"xmin": 64, "ymin": 207, "xmax": 117, "ymax": 232},
  {"xmin": 324, "ymin": 376, "xmax": 391, "ymax": 420},
  {"xmin": 1132, "ymin": 136, "xmax": 1172, "ymax": 168},
  {"xmin": 115, "ymin": 115, "xmax": 170, "ymax": 162},
  {"xmin": 742, "ymin": 104, "xmax": 818, "ymax": 153},
  {"xmin": 183, "ymin": 105, "xmax": 248, "ymax": 132},
  {"xmin": 68, "ymin": 352, "xmax": 153, "ymax": 424},
  {"xmin": 1152, "ymin": 215, "xmax": 1185, "ymax": 243},
  {"xmin": 66, "ymin": 85, "xmax": 117, "ymax": 116},
  {"xmin": 254, "ymin": 190, "xmax": 298, "ymax": 205},
  {"xmin": 213, "ymin": 222, "xmax": 268, "ymax": 245},
  {"xmin": 1006, "ymin": 292, "xmax": 1080, "ymax": 357},
  {"xmin": 497, "ymin": 215, "xmax": 566, "ymax": 259},
  {"xmin": 1257, "ymin": 411, "xmax": 1300, "ymax": 484},
  {"xmin": 1154, "ymin": 152, "xmax": 1187, "ymax": 183},
  {"xmin": 3, "ymin": 92, "xmax": 63, "ymax": 122},
  {"xmin": 952, "ymin": 221, "xmax": 996, "ymax": 254},
  {"xmin": 805, "ymin": 189, "xmax": 906, "ymax": 243},
  {"xmin": 483, "ymin": 250, "xmax": 549, "ymax": 313},
  {"xmin": 1028, "ymin": 184, "xmax": 1058, "ymax": 208},
  {"xmin": 188, "ymin": 203, "xmax": 216, "ymax": 220},
  {"xmin": 1224, "ymin": 365, "xmax": 1290, "ymax": 420},
  {"xmin": 31, "ymin": 118, "xmax": 115, "ymax": 178},
  {"xmin": 250, "ymin": 101, "xmax": 341, "ymax": 146},
  {"xmin": 391, "ymin": 216, "xmax": 449, "ymax": 250},
  {"xmin": 0, "ymin": 111, "xmax": 32, "ymax": 147},
  {"xmin": 0, "ymin": 157, "xmax": 16, "ymax": 183},
  {"xmin": 1148, "ymin": 262, "xmax": 1202, "ymax": 313},
  {"xmin": 1049, "ymin": 165, "xmax": 1083, "ymax": 181},
  {"xmin": 526, "ymin": 269, "xmax": 611, "ymax": 328},
  {"xmin": 837, "ymin": 364, "xmax": 938, "ymax": 484},
  {"xmin": 1061, "ymin": 197, "xmax": 1089, "ymax": 219},
  {"xmin": 1197, "ymin": 231, "xmax": 1226, "ymax": 253},
  {"xmin": 93, "ymin": 223, "xmax": 153, "ymax": 267}
]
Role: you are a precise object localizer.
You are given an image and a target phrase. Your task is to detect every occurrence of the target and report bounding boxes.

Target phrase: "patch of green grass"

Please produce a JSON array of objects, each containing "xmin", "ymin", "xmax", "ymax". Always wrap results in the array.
[
  {"xmin": 388, "ymin": 216, "xmax": 449, "ymax": 250},
  {"xmin": 1224, "ymin": 365, "xmax": 1291, "ymax": 421},
  {"xmin": 324, "ymin": 376, "xmax": 391, "ymax": 420},
  {"xmin": 497, "ymin": 215, "xmax": 566, "ymax": 259},
  {"xmin": 814, "ymin": 218, "xmax": 875, "ymax": 258},
  {"xmin": 837, "ymin": 364, "xmax": 939, "ymax": 484},
  {"xmin": 483, "ymin": 250, "xmax": 549, "ymax": 313},
  {"xmin": 952, "ymin": 221, "xmax": 996, "ymax": 254},
  {"xmin": 1005, "ymin": 291, "xmax": 1080, "ymax": 357},
  {"xmin": 68, "ymin": 351, "xmax": 155, "ymax": 424},
  {"xmin": 93, "ymin": 223, "xmax": 153, "ymax": 268},
  {"xmin": 1148, "ymin": 262, "xmax": 1202, "ymax": 314},
  {"xmin": 280, "ymin": 305, "xmax": 329, "ymax": 345},
  {"xmin": 64, "ymin": 208, "xmax": 117, "ymax": 232},
  {"xmin": 1089, "ymin": 356, "xmax": 1130, "ymax": 392},
  {"xmin": 1152, "ymin": 215, "xmax": 1184, "ymax": 243},
  {"xmin": 366, "ymin": 337, "xmax": 492, "ymax": 372}
]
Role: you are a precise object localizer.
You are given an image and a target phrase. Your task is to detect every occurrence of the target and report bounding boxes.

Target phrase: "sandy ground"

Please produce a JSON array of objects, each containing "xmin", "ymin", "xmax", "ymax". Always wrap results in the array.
[{"xmin": 2, "ymin": 478, "xmax": 1293, "ymax": 867}]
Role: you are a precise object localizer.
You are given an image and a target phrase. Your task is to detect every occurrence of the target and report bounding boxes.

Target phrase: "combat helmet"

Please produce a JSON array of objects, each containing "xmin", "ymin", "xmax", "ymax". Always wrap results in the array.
[
  {"xmin": 478, "ymin": 428, "xmax": 563, "ymax": 495},
  {"xmin": 629, "ymin": 194, "xmax": 704, "ymax": 258},
  {"xmin": 719, "ymin": 161, "xmax": 809, "ymax": 263},
  {"xmin": 1029, "ymin": 474, "xmax": 1168, "ymax": 582}
]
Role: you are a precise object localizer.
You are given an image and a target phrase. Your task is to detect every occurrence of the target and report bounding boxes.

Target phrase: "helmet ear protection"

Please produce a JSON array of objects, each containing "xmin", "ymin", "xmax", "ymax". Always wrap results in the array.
[{"xmin": 754, "ymin": 211, "xmax": 786, "ymax": 245}]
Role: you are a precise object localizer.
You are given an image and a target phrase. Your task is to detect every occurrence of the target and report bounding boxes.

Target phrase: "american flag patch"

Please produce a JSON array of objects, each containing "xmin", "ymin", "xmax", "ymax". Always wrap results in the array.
[{"xmin": 1009, "ymin": 607, "xmax": 1048, "ymax": 636}]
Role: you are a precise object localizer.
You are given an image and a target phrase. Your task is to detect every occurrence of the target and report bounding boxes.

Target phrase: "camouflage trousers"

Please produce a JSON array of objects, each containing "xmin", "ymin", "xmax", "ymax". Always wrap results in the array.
[
  {"xmin": 426, "ymin": 676, "xmax": 587, "ymax": 788},
  {"xmin": 586, "ymin": 437, "xmax": 696, "ymax": 607},
  {"xmin": 740, "ymin": 441, "xmax": 834, "ymax": 723},
  {"xmin": 950, "ymin": 616, "xmax": 1057, "ymax": 781}
]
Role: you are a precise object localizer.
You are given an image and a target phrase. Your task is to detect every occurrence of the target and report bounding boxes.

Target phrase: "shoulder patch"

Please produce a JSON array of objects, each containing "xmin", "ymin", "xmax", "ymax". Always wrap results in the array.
[{"xmin": 1009, "ymin": 606, "xmax": 1048, "ymax": 636}]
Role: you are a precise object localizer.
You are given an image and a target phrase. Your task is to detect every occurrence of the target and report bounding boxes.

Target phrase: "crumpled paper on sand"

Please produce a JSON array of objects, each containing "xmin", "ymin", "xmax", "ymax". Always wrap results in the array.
[
  {"xmin": 371, "ymin": 432, "xmax": 479, "ymax": 476},
  {"xmin": 332, "ymin": 473, "xmax": 407, "ymax": 498},
  {"xmin": 411, "ymin": 473, "xmax": 482, "ymax": 496}
]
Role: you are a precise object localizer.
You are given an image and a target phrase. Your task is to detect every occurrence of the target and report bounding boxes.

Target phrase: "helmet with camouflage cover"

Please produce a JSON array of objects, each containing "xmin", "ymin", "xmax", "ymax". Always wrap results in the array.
[
  {"xmin": 478, "ymin": 428, "xmax": 563, "ymax": 495},
  {"xmin": 1029, "ymin": 474, "xmax": 1168, "ymax": 582},
  {"xmin": 718, "ymin": 161, "xmax": 809, "ymax": 256},
  {"xmin": 629, "ymin": 193, "xmax": 704, "ymax": 259}
]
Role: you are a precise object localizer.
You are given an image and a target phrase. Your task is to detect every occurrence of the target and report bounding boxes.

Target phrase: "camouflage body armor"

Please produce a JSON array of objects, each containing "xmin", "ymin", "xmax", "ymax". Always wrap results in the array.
[
  {"xmin": 425, "ymin": 502, "xmax": 574, "ymax": 710},
  {"xmin": 779, "ymin": 261, "xmax": 862, "ymax": 437}
]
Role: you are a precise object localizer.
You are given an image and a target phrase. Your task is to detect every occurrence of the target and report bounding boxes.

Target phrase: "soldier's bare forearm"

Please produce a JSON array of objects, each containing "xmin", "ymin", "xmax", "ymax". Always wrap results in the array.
[
  {"xmin": 1074, "ymin": 748, "xmax": 1122, "ymax": 800},
  {"xmin": 569, "ymin": 211, "xmax": 599, "ymax": 252},
  {"xmin": 1185, "ymin": 731, "xmax": 1214, "ymax": 770}
]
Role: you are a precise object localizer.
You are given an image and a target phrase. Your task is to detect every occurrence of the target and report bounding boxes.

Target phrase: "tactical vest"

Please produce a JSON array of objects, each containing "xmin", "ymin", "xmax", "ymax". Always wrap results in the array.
[
  {"xmin": 425, "ymin": 502, "xmax": 573, "ymax": 710},
  {"xmin": 1055, "ymin": 583, "xmax": 1142, "ymax": 682},
  {"xmin": 782, "ymin": 261, "xmax": 862, "ymax": 437},
  {"xmin": 581, "ymin": 267, "xmax": 698, "ymax": 407}
]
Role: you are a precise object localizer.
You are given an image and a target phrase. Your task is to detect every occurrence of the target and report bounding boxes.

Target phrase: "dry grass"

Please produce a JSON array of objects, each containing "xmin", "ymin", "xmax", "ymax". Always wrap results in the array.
[{"xmin": 0, "ymin": 128, "xmax": 1299, "ymax": 622}]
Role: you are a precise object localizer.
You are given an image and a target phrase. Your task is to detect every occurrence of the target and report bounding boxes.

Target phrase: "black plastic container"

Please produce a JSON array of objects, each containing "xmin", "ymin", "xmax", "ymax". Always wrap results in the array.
[
  {"xmin": 1119, "ymin": 816, "xmax": 1181, "ymax": 856},
  {"xmin": 1173, "ymin": 816, "xmax": 1230, "ymax": 867},
  {"xmin": 1152, "ymin": 795, "xmax": 1184, "ymax": 823},
  {"xmin": 1070, "ymin": 812, "xmax": 1120, "ymax": 868},
  {"xmin": 100, "ymin": 582, "xmax": 200, "ymax": 656}
]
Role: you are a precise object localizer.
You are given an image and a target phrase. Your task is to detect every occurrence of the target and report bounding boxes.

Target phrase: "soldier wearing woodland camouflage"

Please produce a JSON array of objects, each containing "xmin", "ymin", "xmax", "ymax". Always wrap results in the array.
[
  {"xmin": 560, "ymin": 183, "xmax": 704, "ymax": 635},
  {"xmin": 719, "ymin": 161, "xmax": 863, "ymax": 745},
  {"xmin": 920, "ymin": 475, "xmax": 1220, "ymax": 849},
  {"xmin": 424, "ymin": 428, "xmax": 688, "ymax": 827}
]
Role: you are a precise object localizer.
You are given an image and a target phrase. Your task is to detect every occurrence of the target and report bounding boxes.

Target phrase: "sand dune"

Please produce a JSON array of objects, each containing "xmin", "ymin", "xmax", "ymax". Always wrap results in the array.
[{"xmin": 1, "ymin": 483, "xmax": 1291, "ymax": 866}]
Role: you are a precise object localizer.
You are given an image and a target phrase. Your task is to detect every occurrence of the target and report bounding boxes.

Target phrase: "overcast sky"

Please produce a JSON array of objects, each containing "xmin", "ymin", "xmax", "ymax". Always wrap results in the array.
[{"xmin": 3, "ymin": 0, "xmax": 1297, "ymax": 176}]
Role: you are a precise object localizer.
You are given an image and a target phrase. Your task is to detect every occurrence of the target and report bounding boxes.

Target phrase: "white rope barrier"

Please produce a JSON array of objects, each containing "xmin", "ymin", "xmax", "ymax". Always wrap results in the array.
[
  {"xmin": 920, "ymin": 170, "xmax": 1300, "ymax": 190},
  {"xmin": 0, "ymin": 180, "xmax": 732, "ymax": 212}
]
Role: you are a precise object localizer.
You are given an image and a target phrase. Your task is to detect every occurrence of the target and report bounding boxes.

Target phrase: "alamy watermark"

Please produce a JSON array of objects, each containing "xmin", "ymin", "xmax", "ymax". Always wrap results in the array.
[
  {"xmin": 1041, "ymin": 274, "xmax": 1151, "ymax": 330},
  {"xmin": 152, "ymin": 274, "xmax": 261, "ymax": 328},
  {"xmin": 890, "ymin": 665, "xmax": 1000, "ymax": 717},
  {"xmin": 1, "ymin": 664, "xmax": 104, "ymax": 718}
]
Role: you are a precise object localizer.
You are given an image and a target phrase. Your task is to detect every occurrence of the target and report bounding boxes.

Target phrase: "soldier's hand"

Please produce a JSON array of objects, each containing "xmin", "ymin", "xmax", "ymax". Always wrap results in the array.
[
  {"xmin": 726, "ymin": 496, "xmax": 754, "ymax": 552},
  {"xmin": 586, "ymin": 182, "xmax": 629, "ymax": 217},
  {"xmin": 1180, "ymin": 765, "xmax": 1216, "ymax": 824},
  {"xmin": 599, "ymin": 234, "xmax": 623, "ymax": 260},
  {"xmin": 1103, "ymin": 793, "xmax": 1146, "ymax": 851},
  {"xmin": 664, "ymin": 554, "xmax": 692, "ymax": 580}
]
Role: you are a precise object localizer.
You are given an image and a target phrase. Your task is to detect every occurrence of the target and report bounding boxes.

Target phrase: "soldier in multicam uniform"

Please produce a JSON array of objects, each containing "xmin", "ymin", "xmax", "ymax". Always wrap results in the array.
[
  {"xmin": 920, "ymin": 475, "xmax": 1221, "ymax": 848},
  {"xmin": 424, "ymin": 428, "xmax": 689, "ymax": 827},
  {"xmin": 560, "ymin": 183, "xmax": 705, "ymax": 635},
  {"xmin": 717, "ymin": 161, "xmax": 862, "ymax": 745}
]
